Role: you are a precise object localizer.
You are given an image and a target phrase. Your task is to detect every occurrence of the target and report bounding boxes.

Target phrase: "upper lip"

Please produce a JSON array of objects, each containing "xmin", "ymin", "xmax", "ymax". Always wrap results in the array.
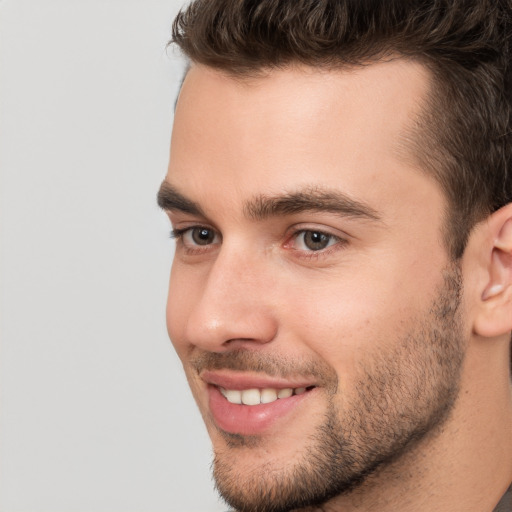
[{"xmin": 201, "ymin": 369, "xmax": 317, "ymax": 390}]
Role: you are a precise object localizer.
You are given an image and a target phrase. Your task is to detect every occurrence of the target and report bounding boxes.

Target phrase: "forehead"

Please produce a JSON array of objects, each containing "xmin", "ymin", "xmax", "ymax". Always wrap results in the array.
[{"xmin": 167, "ymin": 60, "xmax": 438, "ymax": 221}]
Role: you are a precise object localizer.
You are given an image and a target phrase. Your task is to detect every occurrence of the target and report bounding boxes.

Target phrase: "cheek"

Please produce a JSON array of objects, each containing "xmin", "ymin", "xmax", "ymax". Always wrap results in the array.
[
  {"xmin": 279, "ymin": 261, "xmax": 432, "ymax": 381},
  {"xmin": 283, "ymin": 285, "xmax": 383, "ymax": 372}
]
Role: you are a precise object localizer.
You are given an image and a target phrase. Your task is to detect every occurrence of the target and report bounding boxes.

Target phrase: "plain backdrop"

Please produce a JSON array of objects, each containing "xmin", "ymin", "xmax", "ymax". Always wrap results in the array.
[{"xmin": 0, "ymin": 1, "xmax": 226, "ymax": 510}]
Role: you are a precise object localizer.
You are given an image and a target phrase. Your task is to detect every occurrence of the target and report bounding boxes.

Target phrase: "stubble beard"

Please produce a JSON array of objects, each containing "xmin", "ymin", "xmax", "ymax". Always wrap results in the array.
[{"xmin": 209, "ymin": 266, "xmax": 465, "ymax": 512}]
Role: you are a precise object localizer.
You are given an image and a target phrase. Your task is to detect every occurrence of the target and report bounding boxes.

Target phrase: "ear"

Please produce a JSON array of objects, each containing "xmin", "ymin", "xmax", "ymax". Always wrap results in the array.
[{"xmin": 472, "ymin": 203, "xmax": 512, "ymax": 338}]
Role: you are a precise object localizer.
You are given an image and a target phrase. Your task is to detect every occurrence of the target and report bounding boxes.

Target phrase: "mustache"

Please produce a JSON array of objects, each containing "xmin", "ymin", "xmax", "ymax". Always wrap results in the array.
[{"xmin": 190, "ymin": 350, "xmax": 338, "ymax": 389}]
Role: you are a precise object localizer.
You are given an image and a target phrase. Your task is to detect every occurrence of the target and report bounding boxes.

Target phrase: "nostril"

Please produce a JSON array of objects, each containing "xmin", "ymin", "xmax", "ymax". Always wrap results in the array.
[{"xmin": 224, "ymin": 337, "xmax": 264, "ymax": 344}]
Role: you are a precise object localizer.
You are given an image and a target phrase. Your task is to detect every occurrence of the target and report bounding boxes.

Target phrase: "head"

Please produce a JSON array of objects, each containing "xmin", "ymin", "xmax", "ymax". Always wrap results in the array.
[{"xmin": 159, "ymin": 1, "xmax": 512, "ymax": 511}]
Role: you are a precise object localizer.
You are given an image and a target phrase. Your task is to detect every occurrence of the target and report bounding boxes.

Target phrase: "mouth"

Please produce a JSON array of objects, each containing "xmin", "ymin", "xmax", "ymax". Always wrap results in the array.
[
  {"xmin": 219, "ymin": 385, "xmax": 314, "ymax": 405},
  {"xmin": 202, "ymin": 371, "xmax": 317, "ymax": 436}
]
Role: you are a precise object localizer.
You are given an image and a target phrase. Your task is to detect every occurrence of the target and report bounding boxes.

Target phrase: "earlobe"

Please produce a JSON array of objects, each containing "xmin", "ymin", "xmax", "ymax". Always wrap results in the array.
[{"xmin": 474, "ymin": 211, "xmax": 512, "ymax": 338}]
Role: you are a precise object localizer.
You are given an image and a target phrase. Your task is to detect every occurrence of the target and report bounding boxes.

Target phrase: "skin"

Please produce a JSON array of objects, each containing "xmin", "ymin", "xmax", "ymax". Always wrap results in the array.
[{"xmin": 160, "ymin": 60, "xmax": 512, "ymax": 511}]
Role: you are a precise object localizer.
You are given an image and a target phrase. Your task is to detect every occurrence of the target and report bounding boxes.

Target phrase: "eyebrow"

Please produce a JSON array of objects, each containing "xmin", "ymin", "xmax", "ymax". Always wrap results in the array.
[
  {"xmin": 244, "ymin": 187, "xmax": 381, "ymax": 221},
  {"xmin": 157, "ymin": 181, "xmax": 381, "ymax": 222},
  {"xmin": 157, "ymin": 181, "xmax": 205, "ymax": 217}
]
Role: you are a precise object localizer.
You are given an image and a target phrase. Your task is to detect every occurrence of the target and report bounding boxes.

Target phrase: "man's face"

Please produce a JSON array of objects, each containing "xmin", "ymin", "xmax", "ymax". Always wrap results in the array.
[{"xmin": 161, "ymin": 61, "xmax": 468, "ymax": 510}]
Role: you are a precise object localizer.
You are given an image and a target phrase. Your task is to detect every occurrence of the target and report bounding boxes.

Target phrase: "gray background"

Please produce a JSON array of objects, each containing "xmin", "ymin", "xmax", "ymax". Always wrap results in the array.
[{"xmin": 0, "ymin": 1, "xmax": 225, "ymax": 510}]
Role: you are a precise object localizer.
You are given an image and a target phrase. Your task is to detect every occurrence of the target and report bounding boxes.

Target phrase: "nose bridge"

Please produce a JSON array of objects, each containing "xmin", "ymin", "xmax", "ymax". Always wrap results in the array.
[{"xmin": 185, "ymin": 243, "xmax": 277, "ymax": 349}]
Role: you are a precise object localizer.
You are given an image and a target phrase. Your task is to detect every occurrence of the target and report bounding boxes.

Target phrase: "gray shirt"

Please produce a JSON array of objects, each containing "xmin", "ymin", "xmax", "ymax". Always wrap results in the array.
[{"xmin": 494, "ymin": 484, "xmax": 512, "ymax": 512}]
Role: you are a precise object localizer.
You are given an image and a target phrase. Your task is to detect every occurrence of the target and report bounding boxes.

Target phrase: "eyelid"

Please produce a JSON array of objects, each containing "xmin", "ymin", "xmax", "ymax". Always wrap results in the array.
[
  {"xmin": 283, "ymin": 225, "xmax": 349, "ymax": 257},
  {"xmin": 170, "ymin": 226, "xmax": 191, "ymax": 240},
  {"xmin": 293, "ymin": 230, "xmax": 339, "ymax": 249},
  {"xmin": 170, "ymin": 225, "xmax": 222, "ymax": 254},
  {"xmin": 170, "ymin": 224, "xmax": 217, "ymax": 237},
  {"xmin": 285, "ymin": 224, "xmax": 348, "ymax": 243}
]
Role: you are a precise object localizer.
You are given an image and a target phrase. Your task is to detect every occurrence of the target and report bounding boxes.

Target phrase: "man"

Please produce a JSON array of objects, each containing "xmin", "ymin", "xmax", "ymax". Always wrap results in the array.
[{"xmin": 157, "ymin": 1, "xmax": 512, "ymax": 510}]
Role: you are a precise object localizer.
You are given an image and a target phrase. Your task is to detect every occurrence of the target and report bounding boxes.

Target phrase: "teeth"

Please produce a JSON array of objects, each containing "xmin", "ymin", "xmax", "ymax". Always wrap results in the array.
[
  {"xmin": 277, "ymin": 388, "xmax": 293, "ymax": 399},
  {"xmin": 260, "ymin": 388, "xmax": 278, "ymax": 404},
  {"xmin": 241, "ymin": 389, "xmax": 260, "ymax": 405},
  {"xmin": 220, "ymin": 386, "xmax": 310, "ymax": 405},
  {"xmin": 224, "ymin": 389, "xmax": 242, "ymax": 404}
]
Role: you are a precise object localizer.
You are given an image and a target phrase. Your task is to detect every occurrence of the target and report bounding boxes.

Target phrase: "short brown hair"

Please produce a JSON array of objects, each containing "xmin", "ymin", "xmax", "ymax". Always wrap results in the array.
[{"xmin": 170, "ymin": 0, "xmax": 512, "ymax": 259}]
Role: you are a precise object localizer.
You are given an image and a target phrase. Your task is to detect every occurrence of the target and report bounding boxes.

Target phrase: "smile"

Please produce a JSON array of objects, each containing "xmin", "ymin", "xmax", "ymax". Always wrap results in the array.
[
  {"xmin": 203, "ymin": 372, "xmax": 318, "ymax": 435},
  {"xmin": 219, "ymin": 386, "xmax": 312, "ymax": 405}
]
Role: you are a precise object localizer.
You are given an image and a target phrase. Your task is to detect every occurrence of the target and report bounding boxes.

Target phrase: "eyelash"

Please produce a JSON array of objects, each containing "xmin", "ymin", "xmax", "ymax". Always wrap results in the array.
[
  {"xmin": 170, "ymin": 226, "xmax": 347, "ymax": 258},
  {"xmin": 286, "ymin": 230, "xmax": 346, "ymax": 260},
  {"xmin": 170, "ymin": 226, "xmax": 206, "ymax": 240},
  {"xmin": 170, "ymin": 226, "xmax": 219, "ymax": 253}
]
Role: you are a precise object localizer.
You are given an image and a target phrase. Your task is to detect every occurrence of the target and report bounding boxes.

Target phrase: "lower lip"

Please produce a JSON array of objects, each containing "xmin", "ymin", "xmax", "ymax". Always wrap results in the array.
[{"xmin": 208, "ymin": 385, "xmax": 312, "ymax": 435}]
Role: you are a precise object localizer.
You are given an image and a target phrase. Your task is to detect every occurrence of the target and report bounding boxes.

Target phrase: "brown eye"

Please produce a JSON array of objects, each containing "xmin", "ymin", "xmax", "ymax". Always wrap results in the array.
[
  {"xmin": 302, "ymin": 231, "xmax": 332, "ymax": 251},
  {"xmin": 284, "ymin": 227, "xmax": 347, "ymax": 259},
  {"xmin": 191, "ymin": 227, "xmax": 216, "ymax": 245}
]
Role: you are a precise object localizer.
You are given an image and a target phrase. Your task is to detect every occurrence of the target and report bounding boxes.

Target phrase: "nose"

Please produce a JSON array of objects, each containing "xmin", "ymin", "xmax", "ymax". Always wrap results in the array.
[{"xmin": 176, "ymin": 247, "xmax": 278, "ymax": 352}]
